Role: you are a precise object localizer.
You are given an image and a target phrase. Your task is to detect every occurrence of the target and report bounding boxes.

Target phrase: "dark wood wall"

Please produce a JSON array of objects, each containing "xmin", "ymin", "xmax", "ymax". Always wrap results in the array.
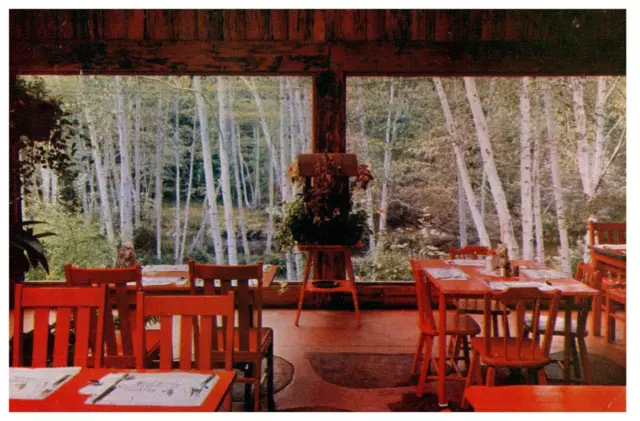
[{"xmin": 10, "ymin": 9, "xmax": 625, "ymax": 43}]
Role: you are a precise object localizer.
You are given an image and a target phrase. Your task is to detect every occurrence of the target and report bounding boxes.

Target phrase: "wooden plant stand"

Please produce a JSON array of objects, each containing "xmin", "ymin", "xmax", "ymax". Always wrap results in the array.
[{"xmin": 295, "ymin": 244, "xmax": 361, "ymax": 328}]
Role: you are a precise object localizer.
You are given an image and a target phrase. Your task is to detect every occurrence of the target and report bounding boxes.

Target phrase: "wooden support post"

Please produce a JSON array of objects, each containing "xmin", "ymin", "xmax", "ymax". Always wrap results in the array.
[{"xmin": 311, "ymin": 70, "xmax": 348, "ymax": 286}]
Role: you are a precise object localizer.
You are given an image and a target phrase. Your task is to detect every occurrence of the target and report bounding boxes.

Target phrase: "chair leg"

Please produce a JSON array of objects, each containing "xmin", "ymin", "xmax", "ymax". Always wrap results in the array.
[
  {"xmin": 411, "ymin": 333, "xmax": 425, "ymax": 376},
  {"xmin": 485, "ymin": 367, "xmax": 496, "ymax": 386},
  {"xmin": 577, "ymin": 336, "xmax": 592, "ymax": 385},
  {"xmin": 416, "ymin": 336, "xmax": 434, "ymax": 398},
  {"xmin": 537, "ymin": 367, "xmax": 548, "ymax": 385},
  {"xmin": 491, "ymin": 314, "xmax": 500, "ymax": 337},
  {"xmin": 243, "ymin": 364, "xmax": 253, "ymax": 412},
  {"xmin": 447, "ymin": 335, "xmax": 457, "ymax": 359},
  {"xmin": 254, "ymin": 359, "xmax": 263, "ymax": 412},
  {"xmin": 460, "ymin": 350, "xmax": 480, "ymax": 409},
  {"xmin": 462, "ymin": 336, "xmax": 471, "ymax": 371},
  {"xmin": 570, "ymin": 336, "xmax": 581, "ymax": 381},
  {"xmin": 267, "ymin": 342, "xmax": 275, "ymax": 411}
]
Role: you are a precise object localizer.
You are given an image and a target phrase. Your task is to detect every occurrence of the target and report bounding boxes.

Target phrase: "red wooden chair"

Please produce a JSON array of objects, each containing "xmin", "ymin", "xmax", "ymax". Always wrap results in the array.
[
  {"xmin": 524, "ymin": 263, "xmax": 599, "ymax": 384},
  {"xmin": 461, "ymin": 287, "xmax": 561, "ymax": 408},
  {"xmin": 64, "ymin": 264, "xmax": 160, "ymax": 368},
  {"xmin": 588, "ymin": 221, "xmax": 626, "ymax": 245},
  {"xmin": 135, "ymin": 291, "xmax": 236, "ymax": 411},
  {"xmin": 12, "ymin": 284, "xmax": 107, "ymax": 368},
  {"xmin": 188, "ymin": 260, "xmax": 274, "ymax": 411},
  {"xmin": 450, "ymin": 245, "xmax": 509, "ymax": 338},
  {"xmin": 410, "ymin": 259, "xmax": 481, "ymax": 398}
]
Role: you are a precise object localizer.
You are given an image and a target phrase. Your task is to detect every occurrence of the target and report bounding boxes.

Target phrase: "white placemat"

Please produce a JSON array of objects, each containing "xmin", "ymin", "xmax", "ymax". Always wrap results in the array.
[
  {"xmin": 599, "ymin": 244, "xmax": 626, "ymax": 250},
  {"xmin": 424, "ymin": 268, "xmax": 469, "ymax": 280},
  {"xmin": 520, "ymin": 268, "xmax": 567, "ymax": 280},
  {"xmin": 82, "ymin": 372, "xmax": 219, "ymax": 407},
  {"xmin": 446, "ymin": 259, "xmax": 485, "ymax": 267},
  {"xmin": 489, "ymin": 281, "xmax": 554, "ymax": 291},
  {"xmin": 10, "ymin": 367, "xmax": 81, "ymax": 400}
]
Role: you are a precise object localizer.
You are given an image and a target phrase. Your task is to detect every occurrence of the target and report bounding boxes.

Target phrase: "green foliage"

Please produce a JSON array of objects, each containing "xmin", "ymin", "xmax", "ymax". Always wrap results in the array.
[
  {"xmin": 279, "ymin": 197, "xmax": 370, "ymax": 248},
  {"xmin": 24, "ymin": 201, "xmax": 113, "ymax": 280},
  {"xmin": 10, "ymin": 221, "xmax": 55, "ymax": 275}
]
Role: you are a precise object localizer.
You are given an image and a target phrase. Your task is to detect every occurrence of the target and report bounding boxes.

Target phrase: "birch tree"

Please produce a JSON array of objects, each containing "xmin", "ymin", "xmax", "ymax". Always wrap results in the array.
[
  {"xmin": 115, "ymin": 76, "xmax": 133, "ymax": 242},
  {"xmin": 133, "ymin": 86, "xmax": 142, "ymax": 228},
  {"xmin": 433, "ymin": 77, "xmax": 491, "ymax": 246},
  {"xmin": 519, "ymin": 77, "xmax": 534, "ymax": 259},
  {"xmin": 179, "ymin": 113, "xmax": 197, "ymax": 262},
  {"xmin": 216, "ymin": 76, "xmax": 238, "ymax": 265},
  {"xmin": 464, "ymin": 77, "xmax": 519, "ymax": 257},
  {"xmin": 154, "ymin": 95, "xmax": 166, "ymax": 259},
  {"xmin": 192, "ymin": 76, "xmax": 225, "ymax": 264},
  {"xmin": 172, "ymin": 92, "xmax": 181, "ymax": 264},
  {"xmin": 230, "ymin": 99, "xmax": 251, "ymax": 261},
  {"xmin": 378, "ymin": 80, "xmax": 396, "ymax": 234},
  {"xmin": 542, "ymin": 80, "xmax": 571, "ymax": 273},
  {"xmin": 76, "ymin": 76, "xmax": 115, "ymax": 242},
  {"xmin": 355, "ymin": 79, "xmax": 377, "ymax": 250}
]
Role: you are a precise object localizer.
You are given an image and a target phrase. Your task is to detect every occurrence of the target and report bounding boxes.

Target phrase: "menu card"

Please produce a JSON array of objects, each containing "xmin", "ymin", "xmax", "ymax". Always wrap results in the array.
[
  {"xmin": 520, "ymin": 268, "xmax": 567, "ymax": 280},
  {"xmin": 424, "ymin": 268, "xmax": 469, "ymax": 280},
  {"xmin": 81, "ymin": 372, "xmax": 219, "ymax": 407},
  {"xmin": 10, "ymin": 367, "xmax": 81, "ymax": 400}
]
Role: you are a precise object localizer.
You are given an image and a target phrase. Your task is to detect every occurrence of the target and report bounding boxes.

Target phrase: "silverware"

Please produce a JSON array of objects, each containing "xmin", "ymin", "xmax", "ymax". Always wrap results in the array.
[{"xmin": 91, "ymin": 373, "xmax": 134, "ymax": 404}]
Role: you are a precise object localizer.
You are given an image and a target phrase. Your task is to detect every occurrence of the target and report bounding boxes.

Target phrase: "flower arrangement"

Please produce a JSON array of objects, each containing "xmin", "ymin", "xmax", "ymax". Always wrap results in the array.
[{"xmin": 278, "ymin": 154, "xmax": 372, "ymax": 248}]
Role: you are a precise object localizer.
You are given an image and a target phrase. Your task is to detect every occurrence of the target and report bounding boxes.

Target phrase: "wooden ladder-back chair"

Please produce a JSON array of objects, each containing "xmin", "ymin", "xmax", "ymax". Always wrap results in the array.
[
  {"xmin": 410, "ymin": 259, "xmax": 481, "ymax": 398},
  {"xmin": 135, "ymin": 291, "xmax": 236, "ymax": 411},
  {"xmin": 461, "ymin": 287, "xmax": 561, "ymax": 408},
  {"xmin": 450, "ymin": 246, "xmax": 509, "ymax": 338},
  {"xmin": 12, "ymin": 284, "xmax": 107, "ymax": 368},
  {"xmin": 64, "ymin": 264, "xmax": 160, "ymax": 368},
  {"xmin": 524, "ymin": 263, "xmax": 599, "ymax": 384},
  {"xmin": 588, "ymin": 221, "xmax": 626, "ymax": 246},
  {"xmin": 188, "ymin": 260, "xmax": 274, "ymax": 412}
]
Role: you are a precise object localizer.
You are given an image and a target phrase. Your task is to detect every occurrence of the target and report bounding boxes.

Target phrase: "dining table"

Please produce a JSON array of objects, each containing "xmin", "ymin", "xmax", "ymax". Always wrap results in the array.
[
  {"xmin": 590, "ymin": 244, "xmax": 626, "ymax": 336},
  {"xmin": 10, "ymin": 367, "xmax": 236, "ymax": 412},
  {"xmin": 417, "ymin": 259, "xmax": 600, "ymax": 409},
  {"xmin": 464, "ymin": 385, "xmax": 626, "ymax": 412}
]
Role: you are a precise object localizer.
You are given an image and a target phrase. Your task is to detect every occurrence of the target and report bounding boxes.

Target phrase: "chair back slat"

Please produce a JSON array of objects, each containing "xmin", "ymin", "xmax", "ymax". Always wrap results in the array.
[
  {"xmin": 179, "ymin": 316, "xmax": 194, "ymax": 370},
  {"xmin": 188, "ymin": 260, "xmax": 263, "ymax": 353},
  {"xmin": 410, "ymin": 260, "xmax": 437, "ymax": 334},
  {"xmin": 136, "ymin": 292, "xmax": 235, "ymax": 371},
  {"xmin": 65, "ymin": 264, "xmax": 142, "ymax": 367},
  {"xmin": 73, "ymin": 307, "xmax": 93, "ymax": 367},
  {"xmin": 450, "ymin": 245, "xmax": 491, "ymax": 260},
  {"xmin": 52, "ymin": 308, "xmax": 72, "ymax": 367},
  {"xmin": 484, "ymin": 287, "xmax": 561, "ymax": 362},
  {"xmin": 33, "ymin": 308, "xmax": 51, "ymax": 367},
  {"xmin": 574, "ymin": 263, "xmax": 600, "ymax": 336},
  {"xmin": 13, "ymin": 284, "xmax": 107, "ymax": 369},
  {"xmin": 589, "ymin": 221, "xmax": 626, "ymax": 245}
]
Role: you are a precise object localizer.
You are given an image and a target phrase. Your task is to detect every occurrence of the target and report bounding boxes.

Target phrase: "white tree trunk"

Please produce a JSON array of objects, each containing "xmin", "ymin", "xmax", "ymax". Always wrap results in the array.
[
  {"xmin": 115, "ymin": 76, "xmax": 134, "ymax": 243},
  {"xmin": 154, "ymin": 96, "xmax": 166, "ymax": 260},
  {"xmin": 433, "ymin": 77, "xmax": 491, "ymax": 247},
  {"xmin": 192, "ymin": 76, "xmax": 225, "ymax": 264},
  {"xmin": 265, "ymin": 145, "xmax": 275, "ymax": 254},
  {"xmin": 230, "ymin": 106, "xmax": 251, "ymax": 261},
  {"xmin": 355, "ymin": 80, "xmax": 376, "ymax": 251},
  {"xmin": 241, "ymin": 77, "xmax": 281, "ymax": 197},
  {"xmin": 519, "ymin": 77, "xmax": 534, "ymax": 260},
  {"xmin": 173, "ymin": 92, "xmax": 181, "ymax": 264},
  {"xmin": 464, "ymin": 77, "xmax": 519, "ymax": 257},
  {"xmin": 216, "ymin": 76, "xmax": 238, "ymax": 265},
  {"xmin": 458, "ymin": 171, "xmax": 467, "ymax": 247},
  {"xmin": 278, "ymin": 79, "xmax": 290, "ymax": 201},
  {"xmin": 570, "ymin": 77, "xmax": 594, "ymax": 199},
  {"xmin": 133, "ymin": 84, "xmax": 142, "ymax": 229},
  {"xmin": 592, "ymin": 76, "xmax": 607, "ymax": 194},
  {"xmin": 287, "ymin": 79, "xmax": 299, "ymax": 198},
  {"xmin": 378, "ymin": 81, "xmax": 395, "ymax": 234},
  {"xmin": 542, "ymin": 80, "xmax": 571, "ymax": 274},
  {"xmin": 76, "ymin": 77, "xmax": 115, "ymax": 243},
  {"xmin": 252, "ymin": 124, "xmax": 261, "ymax": 207},
  {"xmin": 40, "ymin": 167, "xmax": 51, "ymax": 204},
  {"xmin": 179, "ymin": 118, "xmax": 197, "ymax": 262},
  {"xmin": 532, "ymin": 126, "xmax": 545, "ymax": 264}
]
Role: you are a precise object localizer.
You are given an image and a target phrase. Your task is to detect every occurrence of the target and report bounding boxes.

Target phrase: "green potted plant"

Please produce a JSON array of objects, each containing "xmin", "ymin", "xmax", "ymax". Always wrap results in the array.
[{"xmin": 277, "ymin": 154, "xmax": 373, "ymax": 249}]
